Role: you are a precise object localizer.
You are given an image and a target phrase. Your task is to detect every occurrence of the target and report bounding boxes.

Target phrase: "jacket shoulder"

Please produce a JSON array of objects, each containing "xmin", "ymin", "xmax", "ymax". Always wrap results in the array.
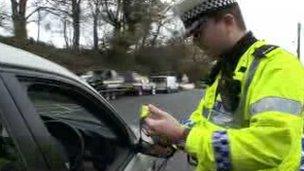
[{"xmin": 262, "ymin": 47, "xmax": 302, "ymax": 70}]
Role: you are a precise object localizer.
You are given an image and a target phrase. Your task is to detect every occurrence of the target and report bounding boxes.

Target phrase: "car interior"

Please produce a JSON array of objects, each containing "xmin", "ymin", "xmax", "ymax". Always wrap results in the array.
[{"xmin": 24, "ymin": 82, "xmax": 130, "ymax": 171}]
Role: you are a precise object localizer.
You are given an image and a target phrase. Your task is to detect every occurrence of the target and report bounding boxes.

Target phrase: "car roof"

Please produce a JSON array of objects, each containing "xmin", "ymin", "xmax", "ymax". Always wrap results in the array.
[{"xmin": 0, "ymin": 42, "xmax": 84, "ymax": 83}]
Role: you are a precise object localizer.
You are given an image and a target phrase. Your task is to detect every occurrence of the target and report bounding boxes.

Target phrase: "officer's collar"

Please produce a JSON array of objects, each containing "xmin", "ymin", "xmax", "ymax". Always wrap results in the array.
[
  {"xmin": 207, "ymin": 32, "xmax": 257, "ymax": 84},
  {"xmin": 220, "ymin": 31, "xmax": 257, "ymax": 71}
]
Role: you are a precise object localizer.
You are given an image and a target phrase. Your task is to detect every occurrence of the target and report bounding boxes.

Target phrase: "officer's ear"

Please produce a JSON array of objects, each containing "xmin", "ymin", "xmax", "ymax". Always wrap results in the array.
[{"xmin": 222, "ymin": 13, "xmax": 235, "ymax": 27}]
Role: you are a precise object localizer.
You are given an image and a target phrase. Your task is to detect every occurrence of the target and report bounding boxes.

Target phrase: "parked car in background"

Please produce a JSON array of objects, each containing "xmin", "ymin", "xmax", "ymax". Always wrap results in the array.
[
  {"xmin": 122, "ymin": 71, "xmax": 156, "ymax": 96},
  {"xmin": 80, "ymin": 69, "xmax": 127, "ymax": 100},
  {"xmin": 150, "ymin": 76, "xmax": 179, "ymax": 93},
  {"xmin": 178, "ymin": 74, "xmax": 195, "ymax": 90},
  {"xmin": 0, "ymin": 43, "xmax": 170, "ymax": 171}
]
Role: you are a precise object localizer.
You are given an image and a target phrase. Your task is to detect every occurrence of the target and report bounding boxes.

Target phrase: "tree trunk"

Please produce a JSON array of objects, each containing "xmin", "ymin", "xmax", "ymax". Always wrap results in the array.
[
  {"xmin": 13, "ymin": 18, "xmax": 27, "ymax": 40},
  {"xmin": 72, "ymin": 0, "xmax": 81, "ymax": 51},
  {"xmin": 141, "ymin": 34, "xmax": 147, "ymax": 48},
  {"xmin": 63, "ymin": 19, "xmax": 70, "ymax": 49},
  {"xmin": 10, "ymin": 0, "xmax": 28, "ymax": 40},
  {"xmin": 37, "ymin": 9, "xmax": 41, "ymax": 41},
  {"xmin": 151, "ymin": 22, "xmax": 162, "ymax": 47},
  {"xmin": 93, "ymin": 12, "xmax": 99, "ymax": 50}
]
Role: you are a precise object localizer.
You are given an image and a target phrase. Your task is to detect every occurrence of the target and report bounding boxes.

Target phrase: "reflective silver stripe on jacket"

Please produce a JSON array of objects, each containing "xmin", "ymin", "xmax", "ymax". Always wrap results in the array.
[
  {"xmin": 234, "ymin": 54, "xmax": 262, "ymax": 125},
  {"xmin": 250, "ymin": 97, "xmax": 302, "ymax": 115}
]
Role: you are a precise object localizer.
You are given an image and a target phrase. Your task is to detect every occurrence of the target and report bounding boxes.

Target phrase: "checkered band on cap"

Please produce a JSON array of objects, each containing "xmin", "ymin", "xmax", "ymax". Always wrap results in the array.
[{"xmin": 176, "ymin": 0, "xmax": 237, "ymax": 27}]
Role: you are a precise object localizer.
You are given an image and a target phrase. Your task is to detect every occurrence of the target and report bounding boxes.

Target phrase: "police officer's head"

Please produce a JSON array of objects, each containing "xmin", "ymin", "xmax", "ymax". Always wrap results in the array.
[{"xmin": 174, "ymin": 0, "xmax": 247, "ymax": 58}]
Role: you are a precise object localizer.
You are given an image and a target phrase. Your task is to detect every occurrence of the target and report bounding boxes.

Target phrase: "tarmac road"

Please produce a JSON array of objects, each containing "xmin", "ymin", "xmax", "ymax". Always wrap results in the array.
[{"xmin": 110, "ymin": 89, "xmax": 204, "ymax": 171}]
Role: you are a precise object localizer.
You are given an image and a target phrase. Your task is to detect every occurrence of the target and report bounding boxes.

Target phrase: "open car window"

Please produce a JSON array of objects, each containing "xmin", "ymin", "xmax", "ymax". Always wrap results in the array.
[
  {"xmin": 18, "ymin": 78, "xmax": 131, "ymax": 171},
  {"xmin": 27, "ymin": 84, "xmax": 117, "ymax": 140}
]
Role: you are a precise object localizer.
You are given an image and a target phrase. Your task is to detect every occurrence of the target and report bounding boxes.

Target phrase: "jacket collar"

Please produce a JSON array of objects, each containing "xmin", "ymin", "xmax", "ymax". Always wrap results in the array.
[
  {"xmin": 221, "ymin": 31, "xmax": 257, "ymax": 74},
  {"xmin": 208, "ymin": 32, "xmax": 257, "ymax": 84}
]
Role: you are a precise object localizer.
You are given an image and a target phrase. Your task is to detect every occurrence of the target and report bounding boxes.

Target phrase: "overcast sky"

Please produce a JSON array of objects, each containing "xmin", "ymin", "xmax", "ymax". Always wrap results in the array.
[
  {"xmin": 237, "ymin": 0, "xmax": 304, "ymax": 62},
  {"xmin": 1, "ymin": 0, "xmax": 304, "ymax": 61}
]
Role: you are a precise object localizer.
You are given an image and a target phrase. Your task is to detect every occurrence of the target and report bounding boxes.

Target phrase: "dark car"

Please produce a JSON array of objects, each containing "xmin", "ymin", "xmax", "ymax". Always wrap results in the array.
[
  {"xmin": 121, "ymin": 71, "xmax": 156, "ymax": 96},
  {"xmin": 80, "ymin": 69, "xmax": 127, "ymax": 100},
  {"xmin": 0, "ymin": 43, "xmax": 171, "ymax": 171}
]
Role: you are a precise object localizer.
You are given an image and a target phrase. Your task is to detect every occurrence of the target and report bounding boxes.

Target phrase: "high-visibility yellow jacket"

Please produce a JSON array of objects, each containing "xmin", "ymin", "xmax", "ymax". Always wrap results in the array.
[{"xmin": 184, "ymin": 40, "xmax": 304, "ymax": 171}]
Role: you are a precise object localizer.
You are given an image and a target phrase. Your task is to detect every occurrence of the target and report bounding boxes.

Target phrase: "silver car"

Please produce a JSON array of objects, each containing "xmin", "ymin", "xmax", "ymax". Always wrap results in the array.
[{"xmin": 0, "ymin": 43, "xmax": 171, "ymax": 171}]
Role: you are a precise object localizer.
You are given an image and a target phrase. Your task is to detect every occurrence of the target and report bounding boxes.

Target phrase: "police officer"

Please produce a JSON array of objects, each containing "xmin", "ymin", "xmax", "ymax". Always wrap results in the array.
[{"xmin": 144, "ymin": 0, "xmax": 304, "ymax": 170}]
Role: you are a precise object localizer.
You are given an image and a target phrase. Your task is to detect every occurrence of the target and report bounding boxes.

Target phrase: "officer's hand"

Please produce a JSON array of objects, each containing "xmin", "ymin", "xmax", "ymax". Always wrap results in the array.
[{"xmin": 144, "ymin": 104, "xmax": 185, "ymax": 143}]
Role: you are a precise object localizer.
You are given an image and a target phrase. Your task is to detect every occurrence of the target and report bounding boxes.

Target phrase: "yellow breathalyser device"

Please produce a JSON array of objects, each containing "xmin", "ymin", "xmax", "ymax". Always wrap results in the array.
[{"xmin": 140, "ymin": 105, "xmax": 150, "ymax": 120}]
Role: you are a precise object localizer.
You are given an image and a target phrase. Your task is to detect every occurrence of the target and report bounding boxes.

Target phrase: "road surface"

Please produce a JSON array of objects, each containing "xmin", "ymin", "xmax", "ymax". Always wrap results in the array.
[{"xmin": 110, "ymin": 89, "xmax": 204, "ymax": 171}]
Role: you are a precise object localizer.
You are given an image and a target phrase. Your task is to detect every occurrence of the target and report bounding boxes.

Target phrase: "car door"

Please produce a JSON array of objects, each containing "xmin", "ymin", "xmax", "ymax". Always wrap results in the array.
[
  {"xmin": 0, "ymin": 72, "xmax": 66, "ymax": 171},
  {"xmin": 5, "ymin": 69, "xmax": 158, "ymax": 171}
]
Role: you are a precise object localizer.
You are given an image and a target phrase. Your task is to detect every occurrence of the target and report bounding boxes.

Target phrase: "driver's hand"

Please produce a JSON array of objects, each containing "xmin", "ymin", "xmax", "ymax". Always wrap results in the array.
[{"xmin": 144, "ymin": 104, "xmax": 185, "ymax": 143}]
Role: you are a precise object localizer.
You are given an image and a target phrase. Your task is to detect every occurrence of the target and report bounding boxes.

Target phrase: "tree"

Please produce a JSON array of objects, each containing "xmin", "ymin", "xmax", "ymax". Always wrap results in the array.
[
  {"xmin": 148, "ymin": 2, "xmax": 171, "ymax": 47},
  {"xmin": 71, "ymin": 0, "xmax": 82, "ymax": 50},
  {"xmin": 87, "ymin": 0, "xmax": 103, "ymax": 50},
  {"xmin": 97, "ymin": 0, "xmax": 164, "ymax": 60},
  {"xmin": 10, "ymin": 0, "xmax": 28, "ymax": 40},
  {"xmin": 8, "ymin": 0, "xmax": 47, "ymax": 40},
  {"xmin": 122, "ymin": 0, "xmax": 185, "ymax": 48},
  {"xmin": 0, "ymin": 2, "xmax": 9, "ymax": 29},
  {"xmin": 41, "ymin": 0, "xmax": 82, "ymax": 50}
]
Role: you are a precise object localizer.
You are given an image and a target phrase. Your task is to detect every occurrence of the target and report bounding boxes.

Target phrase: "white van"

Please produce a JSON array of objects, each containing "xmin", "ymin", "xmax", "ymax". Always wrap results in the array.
[{"xmin": 150, "ymin": 76, "xmax": 179, "ymax": 93}]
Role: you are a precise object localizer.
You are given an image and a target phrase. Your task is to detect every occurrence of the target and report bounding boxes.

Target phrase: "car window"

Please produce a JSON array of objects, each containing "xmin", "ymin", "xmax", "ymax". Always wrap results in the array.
[
  {"xmin": 20, "ymin": 81, "xmax": 130, "ymax": 171},
  {"xmin": 151, "ymin": 78, "xmax": 166, "ymax": 83},
  {"xmin": 27, "ymin": 84, "xmax": 117, "ymax": 139},
  {"xmin": 0, "ymin": 122, "xmax": 24, "ymax": 170}
]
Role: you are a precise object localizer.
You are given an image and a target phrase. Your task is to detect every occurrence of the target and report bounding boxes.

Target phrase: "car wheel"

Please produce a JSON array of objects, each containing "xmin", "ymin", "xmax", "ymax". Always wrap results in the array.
[
  {"xmin": 137, "ymin": 87, "xmax": 143, "ymax": 96},
  {"xmin": 151, "ymin": 88, "xmax": 156, "ymax": 95}
]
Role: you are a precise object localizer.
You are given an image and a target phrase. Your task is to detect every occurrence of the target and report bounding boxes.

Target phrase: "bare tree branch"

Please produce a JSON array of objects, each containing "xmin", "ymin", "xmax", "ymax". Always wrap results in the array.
[{"xmin": 25, "ymin": 6, "xmax": 48, "ymax": 20}]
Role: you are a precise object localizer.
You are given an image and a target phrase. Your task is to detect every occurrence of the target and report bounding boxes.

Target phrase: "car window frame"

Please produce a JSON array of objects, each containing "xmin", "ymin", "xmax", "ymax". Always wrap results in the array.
[
  {"xmin": 0, "ymin": 72, "xmax": 66, "ymax": 170},
  {"xmin": 0, "ymin": 66, "xmax": 136, "ymax": 143},
  {"xmin": 19, "ymin": 74, "xmax": 134, "ymax": 141},
  {"xmin": 20, "ymin": 77, "xmax": 132, "ymax": 141},
  {"xmin": 8, "ymin": 68, "xmax": 141, "ymax": 169}
]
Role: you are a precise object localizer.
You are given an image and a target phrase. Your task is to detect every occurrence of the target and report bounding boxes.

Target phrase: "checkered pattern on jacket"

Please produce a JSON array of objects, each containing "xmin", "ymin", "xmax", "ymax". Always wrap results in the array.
[{"xmin": 212, "ymin": 130, "xmax": 231, "ymax": 171}]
